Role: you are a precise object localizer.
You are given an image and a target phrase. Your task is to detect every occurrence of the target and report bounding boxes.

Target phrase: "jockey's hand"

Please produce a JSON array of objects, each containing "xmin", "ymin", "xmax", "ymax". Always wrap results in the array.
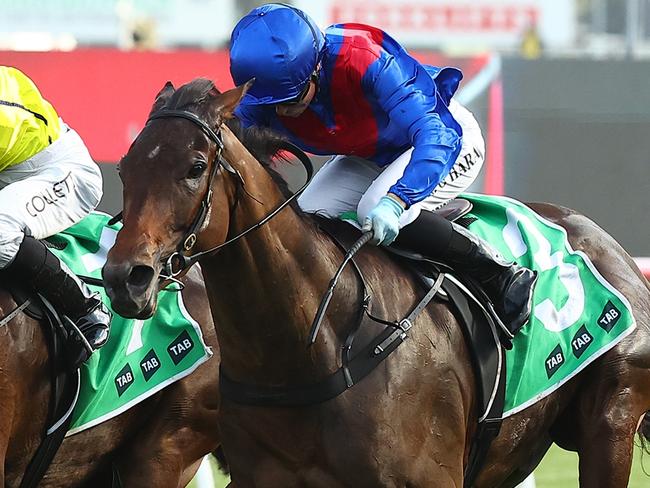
[{"xmin": 362, "ymin": 195, "xmax": 405, "ymax": 246}]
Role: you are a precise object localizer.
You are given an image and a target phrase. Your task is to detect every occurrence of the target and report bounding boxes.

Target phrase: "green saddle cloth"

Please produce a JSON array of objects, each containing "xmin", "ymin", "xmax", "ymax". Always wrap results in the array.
[
  {"xmin": 47, "ymin": 212, "xmax": 212, "ymax": 435},
  {"xmin": 341, "ymin": 193, "xmax": 636, "ymax": 416},
  {"xmin": 462, "ymin": 194, "xmax": 635, "ymax": 416}
]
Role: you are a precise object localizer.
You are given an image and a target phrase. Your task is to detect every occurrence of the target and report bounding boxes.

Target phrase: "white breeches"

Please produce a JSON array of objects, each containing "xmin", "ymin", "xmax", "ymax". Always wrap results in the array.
[
  {"xmin": 298, "ymin": 100, "xmax": 485, "ymax": 227},
  {"xmin": 0, "ymin": 122, "xmax": 103, "ymax": 268}
]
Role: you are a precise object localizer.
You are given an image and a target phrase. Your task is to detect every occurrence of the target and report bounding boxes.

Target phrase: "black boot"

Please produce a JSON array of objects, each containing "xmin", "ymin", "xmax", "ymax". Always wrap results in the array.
[
  {"xmin": 394, "ymin": 211, "xmax": 537, "ymax": 344},
  {"xmin": 444, "ymin": 223, "xmax": 538, "ymax": 338},
  {"xmin": 6, "ymin": 236, "xmax": 112, "ymax": 368}
]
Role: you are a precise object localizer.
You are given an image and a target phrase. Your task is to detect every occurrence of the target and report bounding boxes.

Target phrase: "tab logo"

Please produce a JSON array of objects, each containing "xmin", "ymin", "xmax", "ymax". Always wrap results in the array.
[
  {"xmin": 571, "ymin": 325, "xmax": 593, "ymax": 359},
  {"xmin": 115, "ymin": 364, "xmax": 134, "ymax": 397},
  {"xmin": 167, "ymin": 330, "xmax": 194, "ymax": 365},
  {"xmin": 140, "ymin": 348, "xmax": 161, "ymax": 382},
  {"xmin": 597, "ymin": 300, "xmax": 621, "ymax": 333},
  {"xmin": 545, "ymin": 345, "xmax": 565, "ymax": 379}
]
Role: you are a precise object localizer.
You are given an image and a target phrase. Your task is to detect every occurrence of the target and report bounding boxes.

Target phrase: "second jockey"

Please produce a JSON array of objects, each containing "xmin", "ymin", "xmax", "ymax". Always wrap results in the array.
[
  {"xmin": 229, "ymin": 4, "xmax": 537, "ymax": 338},
  {"xmin": 0, "ymin": 66, "xmax": 111, "ymax": 367}
]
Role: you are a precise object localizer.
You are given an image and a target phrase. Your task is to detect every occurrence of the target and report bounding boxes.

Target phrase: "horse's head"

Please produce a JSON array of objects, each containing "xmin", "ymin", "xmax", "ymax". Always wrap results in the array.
[{"xmin": 103, "ymin": 78, "xmax": 252, "ymax": 318}]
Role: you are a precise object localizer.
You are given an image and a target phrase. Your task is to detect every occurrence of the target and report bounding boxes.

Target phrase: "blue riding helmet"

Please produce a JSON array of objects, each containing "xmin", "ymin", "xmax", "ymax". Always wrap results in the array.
[{"xmin": 230, "ymin": 4, "xmax": 326, "ymax": 105}]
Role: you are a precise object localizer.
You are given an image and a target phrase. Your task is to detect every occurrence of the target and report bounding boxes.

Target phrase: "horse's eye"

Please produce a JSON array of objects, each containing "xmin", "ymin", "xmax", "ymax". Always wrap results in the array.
[{"xmin": 187, "ymin": 161, "xmax": 207, "ymax": 179}]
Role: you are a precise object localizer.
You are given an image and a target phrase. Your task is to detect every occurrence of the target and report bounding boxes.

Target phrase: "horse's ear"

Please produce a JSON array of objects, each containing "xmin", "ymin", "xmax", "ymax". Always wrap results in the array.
[
  {"xmin": 216, "ymin": 79, "xmax": 254, "ymax": 119},
  {"xmin": 149, "ymin": 81, "xmax": 175, "ymax": 116}
]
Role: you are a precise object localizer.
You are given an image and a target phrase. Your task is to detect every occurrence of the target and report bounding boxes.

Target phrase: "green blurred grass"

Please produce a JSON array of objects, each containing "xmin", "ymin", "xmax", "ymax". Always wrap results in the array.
[
  {"xmin": 188, "ymin": 443, "xmax": 650, "ymax": 487},
  {"xmin": 535, "ymin": 444, "xmax": 650, "ymax": 487},
  {"xmin": 187, "ymin": 458, "xmax": 229, "ymax": 488}
]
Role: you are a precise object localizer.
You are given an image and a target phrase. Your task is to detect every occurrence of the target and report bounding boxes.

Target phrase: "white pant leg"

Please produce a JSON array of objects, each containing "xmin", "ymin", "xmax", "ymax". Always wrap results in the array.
[
  {"xmin": 357, "ymin": 100, "xmax": 485, "ymax": 227},
  {"xmin": 418, "ymin": 100, "xmax": 485, "ymax": 212},
  {"xmin": 0, "ymin": 123, "xmax": 103, "ymax": 268},
  {"xmin": 356, "ymin": 149, "xmax": 421, "ymax": 226},
  {"xmin": 297, "ymin": 154, "xmax": 381, "ymax": 218}
]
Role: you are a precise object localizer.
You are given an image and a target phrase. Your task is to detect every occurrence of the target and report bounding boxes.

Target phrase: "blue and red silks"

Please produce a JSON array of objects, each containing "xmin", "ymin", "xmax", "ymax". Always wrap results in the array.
[{"xmin": 236, "ymin": 23, "xmax": 465, "ymax": 207}]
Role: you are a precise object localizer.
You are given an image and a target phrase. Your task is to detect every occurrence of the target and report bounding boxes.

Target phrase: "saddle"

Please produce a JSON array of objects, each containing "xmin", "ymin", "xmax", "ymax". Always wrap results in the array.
[
  {"xmin": 391, "ymin": 198, "xmax": 505, "ymax": 486},
  {"xmin": 328, "ymin": 197, "xmax": 506, "ymax": 487},
  {"xmin": 432, "ymin": 197, "xmax": 474, "ymax": 222},
  {"xmin": 220, "ymin": 198, "xmax": 505, "ymax": 486}
]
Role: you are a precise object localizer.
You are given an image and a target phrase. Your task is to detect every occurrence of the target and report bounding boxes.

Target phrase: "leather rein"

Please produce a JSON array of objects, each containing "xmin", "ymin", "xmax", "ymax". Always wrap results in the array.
[
  {"xmin": 145, "ymin": 109, "xmax": 314, "ymax": 282},
  {"xmin": 143, "ymin": 109, "xmax": 443, "ymax": 408}
]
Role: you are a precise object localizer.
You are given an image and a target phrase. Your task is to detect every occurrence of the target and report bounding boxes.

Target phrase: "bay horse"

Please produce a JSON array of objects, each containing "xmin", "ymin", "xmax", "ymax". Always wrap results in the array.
[
  {"xmin": 103, "ymin": 78, "xmax": 650, "ymax": 487},
  {"xmin": 0, "ymin": 263, "xmax": 222, "ymax": 487}
]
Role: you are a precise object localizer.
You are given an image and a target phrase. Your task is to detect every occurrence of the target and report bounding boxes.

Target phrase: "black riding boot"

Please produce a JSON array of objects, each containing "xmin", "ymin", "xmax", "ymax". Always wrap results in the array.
[
  {"xmin": 6, "ymin": 236, "xmax": 112, "ymax": 368},
  {"xmin": 394, "ymin": 210, "xmax": 537, "ymax": 343}
]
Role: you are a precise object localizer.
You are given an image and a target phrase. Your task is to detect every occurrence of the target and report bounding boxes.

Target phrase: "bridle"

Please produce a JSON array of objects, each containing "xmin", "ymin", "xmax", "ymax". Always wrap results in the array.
[
  {"xmin": 145, "ymin": 107, "xmax": 447, "ymax": 421},
  {"xmin": 145, "ymin": 109, "xmax": 314, "ymax": 283}
]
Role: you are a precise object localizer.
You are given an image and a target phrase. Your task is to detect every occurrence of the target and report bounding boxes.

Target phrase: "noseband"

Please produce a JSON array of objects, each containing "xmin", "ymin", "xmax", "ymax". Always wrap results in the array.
[{"xmin": 145, "ymin": 109, "xmax": 313, "ymax": 282}]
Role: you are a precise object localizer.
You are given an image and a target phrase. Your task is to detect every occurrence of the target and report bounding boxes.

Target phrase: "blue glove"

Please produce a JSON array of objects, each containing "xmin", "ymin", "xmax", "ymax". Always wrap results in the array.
[{"xmin": 362, "ymin": 196, "xmax": 405, "ymax": 246}]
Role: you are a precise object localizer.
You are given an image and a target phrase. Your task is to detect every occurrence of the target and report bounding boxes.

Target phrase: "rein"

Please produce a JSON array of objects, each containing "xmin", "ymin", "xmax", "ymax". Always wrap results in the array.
[
  {"xmin": 146, "ymin": 109, "xmax": 314, "ymax": 281},
  {"xmin": 219, "ymin": 224, "xmax": 446, "ymax": 407},
  {"xmin": 143, "ymin": 108, "xmax": 442, "ymax": 407}
]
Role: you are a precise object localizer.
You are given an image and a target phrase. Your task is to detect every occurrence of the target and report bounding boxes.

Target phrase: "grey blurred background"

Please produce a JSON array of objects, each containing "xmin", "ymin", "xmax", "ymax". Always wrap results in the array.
[{"xmin": 2, "ymin": 0, "xmax": 647, "ymax": 253}]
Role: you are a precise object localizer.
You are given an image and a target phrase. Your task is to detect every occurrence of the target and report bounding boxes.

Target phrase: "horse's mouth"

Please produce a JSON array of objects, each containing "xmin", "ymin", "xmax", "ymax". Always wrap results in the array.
[
  {"xmin": 134, "ymin": 295, "xmax": 157, "ymax": 319},
  {"xmin": 107, "ymin": 288, "xmax": 158, "ymax": 320}
]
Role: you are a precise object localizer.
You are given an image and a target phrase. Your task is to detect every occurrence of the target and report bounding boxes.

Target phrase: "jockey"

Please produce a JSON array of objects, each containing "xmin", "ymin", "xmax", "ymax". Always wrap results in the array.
[
  {"xmin": 229, "ymin": 4, "xmax": 537, "ymax": 339},
  {"xmin": 0, "ymin": 66, "xmax": 111, "ymax": 367}
]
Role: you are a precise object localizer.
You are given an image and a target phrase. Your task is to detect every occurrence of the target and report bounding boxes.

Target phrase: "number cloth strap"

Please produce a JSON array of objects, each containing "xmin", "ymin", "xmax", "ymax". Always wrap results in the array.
[
  {"xmin": 462, "ymin": 193, "xmax": 635, "ymax": 417},
  {"xmin": 0, "ymin": 66, "xmax": 61, "ymax": 170},
  {"xmin": 46, "ymin": 212, "xmax": 212, "ymax": 435}
]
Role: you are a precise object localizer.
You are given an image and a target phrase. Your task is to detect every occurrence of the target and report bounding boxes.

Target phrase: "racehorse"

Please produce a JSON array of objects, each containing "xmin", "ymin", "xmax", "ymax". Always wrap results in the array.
[
  {"xmin": 103, "ymin": 78, "xmax": 650, "ymax": 487},
  {"xmin": 0, "ymin": 263, "xmax": 222, "ymax": 487}
]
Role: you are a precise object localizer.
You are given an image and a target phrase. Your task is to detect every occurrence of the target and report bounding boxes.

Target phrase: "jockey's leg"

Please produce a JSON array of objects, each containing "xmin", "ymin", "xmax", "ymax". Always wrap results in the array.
[
  {"xmin": 394, "ymin": 210, "xmax": 537, "ymax": 340},
  {"xmin": 297, "ymin": 154, "xmax": 380, "ymax": 218},
  {"xmin": 357, "ymin": 101, "xmax": 537, "ymax": 343},
  {"xmin": 5, "ymin": 236, "xmax": 111, "ymax": 367},
  {"xmin": 0, "ymin": 125, "xmax": 111, "ymax": 368}
]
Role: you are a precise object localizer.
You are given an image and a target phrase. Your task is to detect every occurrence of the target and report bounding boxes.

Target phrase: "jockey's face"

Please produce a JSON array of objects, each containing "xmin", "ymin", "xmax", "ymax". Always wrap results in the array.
[{"xmin": 275, "ymin": 79, "xmax": 316, "ymax": 118}]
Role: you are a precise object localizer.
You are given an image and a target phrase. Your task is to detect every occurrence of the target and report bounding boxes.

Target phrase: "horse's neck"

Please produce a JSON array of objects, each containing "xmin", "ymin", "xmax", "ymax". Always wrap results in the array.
[{"xmin": 201, "ymin": 138, "xmax": 355, "ymax": 384}]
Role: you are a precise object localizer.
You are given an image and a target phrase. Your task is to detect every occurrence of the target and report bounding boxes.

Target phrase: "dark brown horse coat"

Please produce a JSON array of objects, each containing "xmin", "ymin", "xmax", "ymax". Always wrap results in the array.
[
  {"xmin": 103, "ymin": 79, "xmax": 650, "ymax": 488},
  {"xmin": 0, "ymin": 265, "xmax": 221, "ymax": 487}
]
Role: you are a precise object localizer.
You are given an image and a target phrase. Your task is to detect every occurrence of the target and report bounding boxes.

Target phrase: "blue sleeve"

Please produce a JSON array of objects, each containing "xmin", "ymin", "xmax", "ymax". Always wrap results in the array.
[
  {"xmin": 365, "ymin": 53, "xmax": 462, "ymax": 207},
  {"xmin": 234, "ymin": 103, "xmax": 267, "ymax": 129}
]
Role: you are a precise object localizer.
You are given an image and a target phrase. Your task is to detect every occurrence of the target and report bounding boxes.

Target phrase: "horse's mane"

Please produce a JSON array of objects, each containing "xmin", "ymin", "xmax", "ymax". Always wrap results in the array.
[
  {"xmin": 161, "ymin": 78, "xmax": 294, "ymax": 198},
  {"xmin": 159, "ymin": 81, "xmax": 452, "ymax": 335},
  {"xmin": 225, "ymin": 118, "xmax": 295, "ymax": 198}
]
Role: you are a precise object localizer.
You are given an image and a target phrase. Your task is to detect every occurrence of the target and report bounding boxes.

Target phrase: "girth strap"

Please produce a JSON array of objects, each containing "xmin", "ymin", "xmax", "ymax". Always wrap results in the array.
[
  {"xmin": 18, "ymin": 297, "xmax": 80, "ymax": 488},
  {"xmin": 220, "ymin": 325, "xmax": 403, "ymax": 406},
  {"xmin": 0, "ymin": 299, "xmax": 31, "ymax": 327},
  {"xmin": 220, "ymin": 273, "xmax": 445, "ymax": 407}
]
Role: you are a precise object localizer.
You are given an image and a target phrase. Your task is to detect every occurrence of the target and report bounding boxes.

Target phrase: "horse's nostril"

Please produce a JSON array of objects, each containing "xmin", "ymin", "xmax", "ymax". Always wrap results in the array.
[{"xmin": 128, "ymin": 265, "xmax": 155, "ymax": 289}]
